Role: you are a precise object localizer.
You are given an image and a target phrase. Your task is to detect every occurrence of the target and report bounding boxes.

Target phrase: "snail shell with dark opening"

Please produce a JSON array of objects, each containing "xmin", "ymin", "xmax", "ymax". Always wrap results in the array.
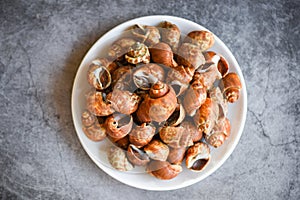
[
  {"xmin": 127, "ymin": 144, "xmax": 150, "ymax": 166},
  {"xmin": 165, "ymin": 103, "xmax": 185, "ymax": 127},
  {"xmin": 186, "ymin": 142, "xmax": 210, "ymax": 172},
  {"xmin": 105, "ymin": 113, "xmax": 133, "ymax": 139},
  {"xmin": 87, "ymin": 59, "xmax": 116, "ymax": 90}
]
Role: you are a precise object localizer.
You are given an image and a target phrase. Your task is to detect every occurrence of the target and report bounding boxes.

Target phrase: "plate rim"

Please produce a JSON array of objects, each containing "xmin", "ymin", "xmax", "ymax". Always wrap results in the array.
[{"xmin": 71, "ymin": 15, "xmax": 248, "ymax": 191}]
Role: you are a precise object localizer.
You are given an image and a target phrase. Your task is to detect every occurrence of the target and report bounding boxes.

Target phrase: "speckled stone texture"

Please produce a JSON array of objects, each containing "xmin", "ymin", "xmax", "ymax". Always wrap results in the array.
[{"xmin": 0, "ymin": 0, "xmax": 299, "ymax": 199}]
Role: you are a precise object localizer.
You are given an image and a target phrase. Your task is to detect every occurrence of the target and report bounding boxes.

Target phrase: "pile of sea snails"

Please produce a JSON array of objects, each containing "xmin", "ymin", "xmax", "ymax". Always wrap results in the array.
[{"xmin": 81, "ymin": 21, "xmax": 242, "ymax": 180}]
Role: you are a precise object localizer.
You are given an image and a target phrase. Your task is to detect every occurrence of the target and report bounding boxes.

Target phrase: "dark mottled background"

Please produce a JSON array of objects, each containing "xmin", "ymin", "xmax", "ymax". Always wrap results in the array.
[{"xmin": 0, "ymin": 0, "xmax": 299, "ymax": 199}]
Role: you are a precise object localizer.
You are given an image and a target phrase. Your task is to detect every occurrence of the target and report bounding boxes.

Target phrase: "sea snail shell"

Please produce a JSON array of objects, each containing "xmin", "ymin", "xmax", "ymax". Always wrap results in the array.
[
  {"xmin": 185, "ymin": 142, "xmax": 210, "ymax": 172},
  {"xmin": 81, "ymin": 110, "xmax": 107, "ymax": 141},
  {"xmin": 105, "ymin": 113, "xmax": 133, "ymax": 139},
  {"xmin": 136, "ymin": 82, "xmax": 177, "ymax": 123},
  {"xmin": 146, "ymin": 160, "xmax": 182, "ymax": 180}
]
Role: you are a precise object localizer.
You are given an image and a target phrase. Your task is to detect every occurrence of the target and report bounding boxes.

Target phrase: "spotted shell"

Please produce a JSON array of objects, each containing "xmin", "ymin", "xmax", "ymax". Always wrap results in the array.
[
  {"xmin": 107, "ymin": 89, "xmax": 141, "ymax": 115},
  {"xmin": 177, "ymin": 43, "xmax": 205, "ymax": 70},
  {"xmin": 159, "ymin": 126, "xmax": 193, "ymax": 148},
  {"xmin": 133, "ymin": 63, "xmax": 165, "ymax": 90},
  {"xmin": 108, "ymin": 38, "xmax": 136, "ymax": 60},
  {"xmin": 125, "ymin": 42, "xmax": 150, "ymax": 64},
  {"xmin": 107, "ymin": 146, "xmax": 133, "ymax": 171},
  {"xmin": 86, "ymin": 90, "xmax": 115, "ymax": 116},
  {"xmin": 81, "ymin": 110, "xmax": 107, "ymax": 141},
  {"xmin": 205, "ymin": 118, "xmax": 231, "ymax": 148},
  {"xmin": 160, "ymin": 21, "xmax": 181, "ymax": 52},
  {"xmin": 131, "ymin": 24, "xmax": 161, "ymax": 46},
  {"xmin": 184, "ymin": 30, "xmax": 215, "ymax": 52}
]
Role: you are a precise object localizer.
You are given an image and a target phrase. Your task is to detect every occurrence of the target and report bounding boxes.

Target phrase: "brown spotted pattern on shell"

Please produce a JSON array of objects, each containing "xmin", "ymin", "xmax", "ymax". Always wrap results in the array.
[
  {"xmin": 167, "ymin": 147, "xmax": 186, "ymax": 165},
  {"xmin": 125, "ymin": 42, "xmax": 150, "ymax": 64},
  {"xmin": 205, "ymin": 118, "xmax": 231, "ymax": 148},
  {"xmin": 159, "ymin": 126, "xmax": 193, "ymax": 148},
  {"xmin": 81, "ymin": 110, "xmax": 107, "ymax": 141},
  {"xmin": 181, "ymin": 121, "xmax": 203, "ymax": 143},
  {"xmin": 129, "ymin": 123, "xmax": 156, "ymax": 148},
  {"xmin": 193, "ymin": 98, "xmax": 219, "ymax": 134},
  {"xmin": 177, "ymin": 43, "xmax": 206, "ymax": 70},
  {"xmin": 166, "ymin": 65, "xmax": 194, "ymax": 96},
  {"xmin": 183, "ymin": 78, "xmax": 207, "ymax": 117},
  {"xmin": 107, "ymin": 146, "xmax": 133, "ymax": 171},
  {"xmin": 131, "ymin": 24, "xmax": 161, "ymax": 46},
  {"xmin": 107, "ymin": 89, "xmax": 141, "ymax": 115},
  {"xmin": 184, "ymin": 30, "xmax": 215, "ymax": 52},
  {"xmin": 160, "ymin": 21, "xmax": 181, "ymax": 52},
  {"xmin": 133, "ymin": 63, "xmax": 165, "ymax": 90},
  {"xmin": 86, "ymin": 90, "xmax": 115, "ymax": 116},
  {"xmin": 108, "ymin": 38, "xmax": 136, "ymax": 60},
  {"xmin": 194, "ymin": 63, "xmax": 222, "ymax": 90}
]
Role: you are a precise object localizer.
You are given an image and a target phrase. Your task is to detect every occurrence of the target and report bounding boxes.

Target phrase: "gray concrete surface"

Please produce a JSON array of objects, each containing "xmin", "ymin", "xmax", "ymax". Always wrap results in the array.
[{"xmin": 0, "ymin": 0, "xmax": 299, "ymax": 199}]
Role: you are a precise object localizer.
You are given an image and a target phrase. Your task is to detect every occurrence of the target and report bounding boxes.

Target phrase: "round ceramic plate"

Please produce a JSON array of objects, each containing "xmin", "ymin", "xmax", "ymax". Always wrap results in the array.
[{"xmin": 71, "ymin": 15, "xmax": 247, "ymax": 191}]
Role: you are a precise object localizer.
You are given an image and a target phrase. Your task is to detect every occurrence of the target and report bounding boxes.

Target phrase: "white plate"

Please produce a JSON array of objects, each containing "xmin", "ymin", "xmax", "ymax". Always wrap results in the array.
[{"xmin": 71, "ymin": 15, "xmax": 247, "ymax": 191}]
